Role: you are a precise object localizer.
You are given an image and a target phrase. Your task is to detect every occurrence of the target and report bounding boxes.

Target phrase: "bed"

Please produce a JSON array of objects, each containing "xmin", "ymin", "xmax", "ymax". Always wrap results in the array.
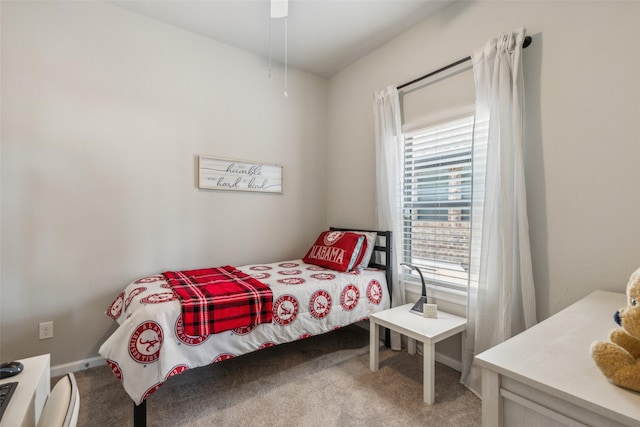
[{"xmin": 98, "ymin": 228, "xmax": 393, "ymax": 426}]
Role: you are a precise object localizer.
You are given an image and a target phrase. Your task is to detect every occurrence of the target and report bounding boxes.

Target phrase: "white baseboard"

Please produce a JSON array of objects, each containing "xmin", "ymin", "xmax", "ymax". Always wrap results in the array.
[
  {"xmin": 51, "ymin": 356, "xmax": 106, "ymax": 377},
  {"xmin": 50, "ymin": 326, "xmax": 462, "ymax": 377},
  {"xmin": 434, "ymin": 350, "xmax": 462, "ymax": 372},
  {"xmin": 410, "ymin": 341, "xmax": 462, "ymax": 372}
]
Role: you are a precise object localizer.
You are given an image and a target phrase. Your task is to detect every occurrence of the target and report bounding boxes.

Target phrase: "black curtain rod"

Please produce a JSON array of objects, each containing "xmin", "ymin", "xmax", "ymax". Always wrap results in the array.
[{"xmin": 397, "ymin": 35, "xmax": 532, "ymax": 90}]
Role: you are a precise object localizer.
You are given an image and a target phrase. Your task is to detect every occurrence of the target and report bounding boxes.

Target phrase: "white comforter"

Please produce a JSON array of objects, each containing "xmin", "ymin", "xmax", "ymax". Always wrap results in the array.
[{"xmin": 98, "ymin": 259, "xmax": 390, "ymax": 404}]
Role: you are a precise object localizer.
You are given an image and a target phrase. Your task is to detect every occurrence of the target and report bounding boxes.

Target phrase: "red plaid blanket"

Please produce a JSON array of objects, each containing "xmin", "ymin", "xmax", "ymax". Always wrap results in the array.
[{"xmin": 163, "ymin": 266, "xmax": 273, "ymax": 336}]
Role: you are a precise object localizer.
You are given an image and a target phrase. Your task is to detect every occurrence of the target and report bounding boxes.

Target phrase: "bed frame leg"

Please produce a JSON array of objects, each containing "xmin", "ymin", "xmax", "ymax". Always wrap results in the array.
[{"xmin": 133, "ymin": 400, "xmax": 146, "ymax": 427}]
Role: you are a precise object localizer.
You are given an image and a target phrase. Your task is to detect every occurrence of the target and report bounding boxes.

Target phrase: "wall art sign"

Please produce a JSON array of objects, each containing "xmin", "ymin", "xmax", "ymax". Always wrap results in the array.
[{"xmin": 198, "ymin": 156, "xmax": 283, "ymax": 193}]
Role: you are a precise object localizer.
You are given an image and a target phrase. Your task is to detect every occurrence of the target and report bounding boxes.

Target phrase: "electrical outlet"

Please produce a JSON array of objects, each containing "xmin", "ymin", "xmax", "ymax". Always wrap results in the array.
[{"xmin": 39, "ymin": 321, "xmax": 53, "ymax": 340}]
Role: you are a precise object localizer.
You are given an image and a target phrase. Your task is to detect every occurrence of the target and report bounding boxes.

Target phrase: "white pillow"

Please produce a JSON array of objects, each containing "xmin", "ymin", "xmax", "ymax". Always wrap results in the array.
[{"xmin": 350, "ymin": 231, "xmax": 376, "ymax": 269}]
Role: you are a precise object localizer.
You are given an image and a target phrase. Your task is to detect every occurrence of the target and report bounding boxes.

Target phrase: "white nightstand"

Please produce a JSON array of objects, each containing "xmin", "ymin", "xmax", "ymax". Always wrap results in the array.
[{"xmin": 370, "ymin": 304, "xmax": 466, "ymax": 404}]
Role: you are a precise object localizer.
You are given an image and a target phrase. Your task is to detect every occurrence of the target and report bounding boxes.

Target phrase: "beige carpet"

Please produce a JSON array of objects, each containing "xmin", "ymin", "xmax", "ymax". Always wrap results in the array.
[{"xmin": 72, "ymin": 325, "xmax": 480, "ymax": 426}]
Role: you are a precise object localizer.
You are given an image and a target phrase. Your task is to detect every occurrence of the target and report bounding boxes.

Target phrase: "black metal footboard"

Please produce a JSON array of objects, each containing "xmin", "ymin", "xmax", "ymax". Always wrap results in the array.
[{"xmin": 133, "ymin": 400, "xmax": 146, "ymax": 427}]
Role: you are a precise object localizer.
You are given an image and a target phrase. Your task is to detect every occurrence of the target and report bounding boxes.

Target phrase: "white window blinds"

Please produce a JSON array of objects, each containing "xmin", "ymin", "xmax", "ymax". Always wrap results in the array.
[{"xmin": 402, "ymin": 115, "xmax": 483, "ymax": 292}]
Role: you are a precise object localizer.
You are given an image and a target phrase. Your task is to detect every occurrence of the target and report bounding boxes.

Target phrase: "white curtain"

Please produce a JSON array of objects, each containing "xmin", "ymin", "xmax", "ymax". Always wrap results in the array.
[
  {"xmin": 373, "ymin": 86, "xmax": 405, "ymax": 350},
  {"xmin": 461, "ymin": 27, "xmax": 537, "ymax": 394}
]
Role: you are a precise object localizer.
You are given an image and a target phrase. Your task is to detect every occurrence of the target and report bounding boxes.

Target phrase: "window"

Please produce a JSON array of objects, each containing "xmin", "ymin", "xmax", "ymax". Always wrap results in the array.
[{"xmin": 402, "ymin": 114, "xmax": 483, "ymax": 293}]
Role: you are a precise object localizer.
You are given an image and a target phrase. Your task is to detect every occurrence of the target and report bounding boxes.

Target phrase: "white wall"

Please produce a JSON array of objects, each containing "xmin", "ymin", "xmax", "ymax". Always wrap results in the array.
[
  {"xmin": 3, "ymin": 0, "xmax": 639, "ymax": 370},
  {"xmin": 1, "ymin": 1, "xmax": 328, "ymax": 365},
  {"xmin": 327, "ymin": 1, "xmax": 640, "ymax": 321}
]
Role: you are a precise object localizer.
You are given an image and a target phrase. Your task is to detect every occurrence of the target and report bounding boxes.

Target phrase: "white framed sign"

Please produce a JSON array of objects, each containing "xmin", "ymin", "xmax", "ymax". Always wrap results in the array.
[{"xmin": 198, "ymin": 156, "xmax": 283, "ymax": 193}]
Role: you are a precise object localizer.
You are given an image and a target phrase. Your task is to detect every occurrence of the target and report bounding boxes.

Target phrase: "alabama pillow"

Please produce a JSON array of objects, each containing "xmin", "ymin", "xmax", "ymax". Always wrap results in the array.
[{"xmin": 303, "ymin": 231, "xmax": 367, "ymax": 272}]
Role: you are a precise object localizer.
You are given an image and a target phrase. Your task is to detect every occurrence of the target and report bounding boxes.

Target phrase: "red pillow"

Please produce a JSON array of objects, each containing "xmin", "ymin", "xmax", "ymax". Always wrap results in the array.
[{"xmin": 303, "ymin": 231, "xmax": 368, "ymax": 272}]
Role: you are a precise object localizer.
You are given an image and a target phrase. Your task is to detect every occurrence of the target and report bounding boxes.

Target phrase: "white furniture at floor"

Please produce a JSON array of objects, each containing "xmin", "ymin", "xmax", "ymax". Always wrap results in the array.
[
  {"xmin": 0, "ymin": 354, "xmax": 50, "ymax": 427},
  {"xmin": 475, "ymin": 291, "xmax": 640, "ymax": 427},
  {"xmin": 369, "ymin": 303, "xmax": 466, "ymax": 404},
  {"xmin": 36, "ymin": 372, "xmax": 79, "ymax": 427}
]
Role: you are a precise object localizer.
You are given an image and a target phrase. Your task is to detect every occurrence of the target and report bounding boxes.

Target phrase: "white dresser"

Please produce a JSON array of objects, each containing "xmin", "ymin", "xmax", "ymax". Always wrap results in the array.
[
  {"xmin": 475, "ymin": 291, "xmax": 640, "ymax": 427},
  {"xmin": 0, "ymin": 354, "xmax": 50, "ymax": 427}
]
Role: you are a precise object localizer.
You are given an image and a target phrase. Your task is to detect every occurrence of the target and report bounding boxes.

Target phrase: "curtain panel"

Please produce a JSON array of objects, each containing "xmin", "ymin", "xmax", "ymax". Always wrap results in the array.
[
  {"xmin": 461, "ymin": 27, "xmax": 537, "ymax": 394},
  {"xmin": 373, "ymin": 86, "xmax": 405, "ymax": 350}
]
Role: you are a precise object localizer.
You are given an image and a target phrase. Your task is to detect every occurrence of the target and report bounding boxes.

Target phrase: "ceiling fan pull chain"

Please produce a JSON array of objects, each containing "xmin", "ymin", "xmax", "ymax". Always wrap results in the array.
[
  {"xmin": 284, "ymin": 16, "xmax": 288, "ymax": 97},
  {"xmin": 268, "ymin": 18, "xmax": 273, "ymax": 79}
]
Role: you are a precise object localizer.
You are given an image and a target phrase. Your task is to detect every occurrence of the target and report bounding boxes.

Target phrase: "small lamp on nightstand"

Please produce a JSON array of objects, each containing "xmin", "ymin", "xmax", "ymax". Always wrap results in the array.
[{"xmin": 400, "ymin": 263, "xmax": 438, "ymax": 318}]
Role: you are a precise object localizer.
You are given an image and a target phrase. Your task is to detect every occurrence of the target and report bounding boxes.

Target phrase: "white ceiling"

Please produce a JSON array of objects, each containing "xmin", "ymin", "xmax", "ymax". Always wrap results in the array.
[{"xmin": 111, "ymin": 0, "xmax": 450, "ymax": 78}]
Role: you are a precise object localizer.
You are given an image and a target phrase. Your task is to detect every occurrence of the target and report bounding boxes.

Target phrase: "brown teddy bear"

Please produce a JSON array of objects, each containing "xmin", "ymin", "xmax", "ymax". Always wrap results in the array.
[{"xmin": 591, "ymin": 267, "xmax": 640, "ymax": 392}]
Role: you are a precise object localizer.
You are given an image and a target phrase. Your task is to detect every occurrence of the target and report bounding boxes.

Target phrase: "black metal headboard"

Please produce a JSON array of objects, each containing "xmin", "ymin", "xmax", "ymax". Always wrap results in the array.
[{"xmin": 329, "ymin": 227, "xmax": 393, "ymax": 303}]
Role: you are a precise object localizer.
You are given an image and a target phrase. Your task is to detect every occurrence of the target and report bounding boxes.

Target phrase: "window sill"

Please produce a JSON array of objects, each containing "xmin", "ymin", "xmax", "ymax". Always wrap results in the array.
[{"xmin": 404, "ymin": 281, "xmax": 467, "ymax": 317}]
